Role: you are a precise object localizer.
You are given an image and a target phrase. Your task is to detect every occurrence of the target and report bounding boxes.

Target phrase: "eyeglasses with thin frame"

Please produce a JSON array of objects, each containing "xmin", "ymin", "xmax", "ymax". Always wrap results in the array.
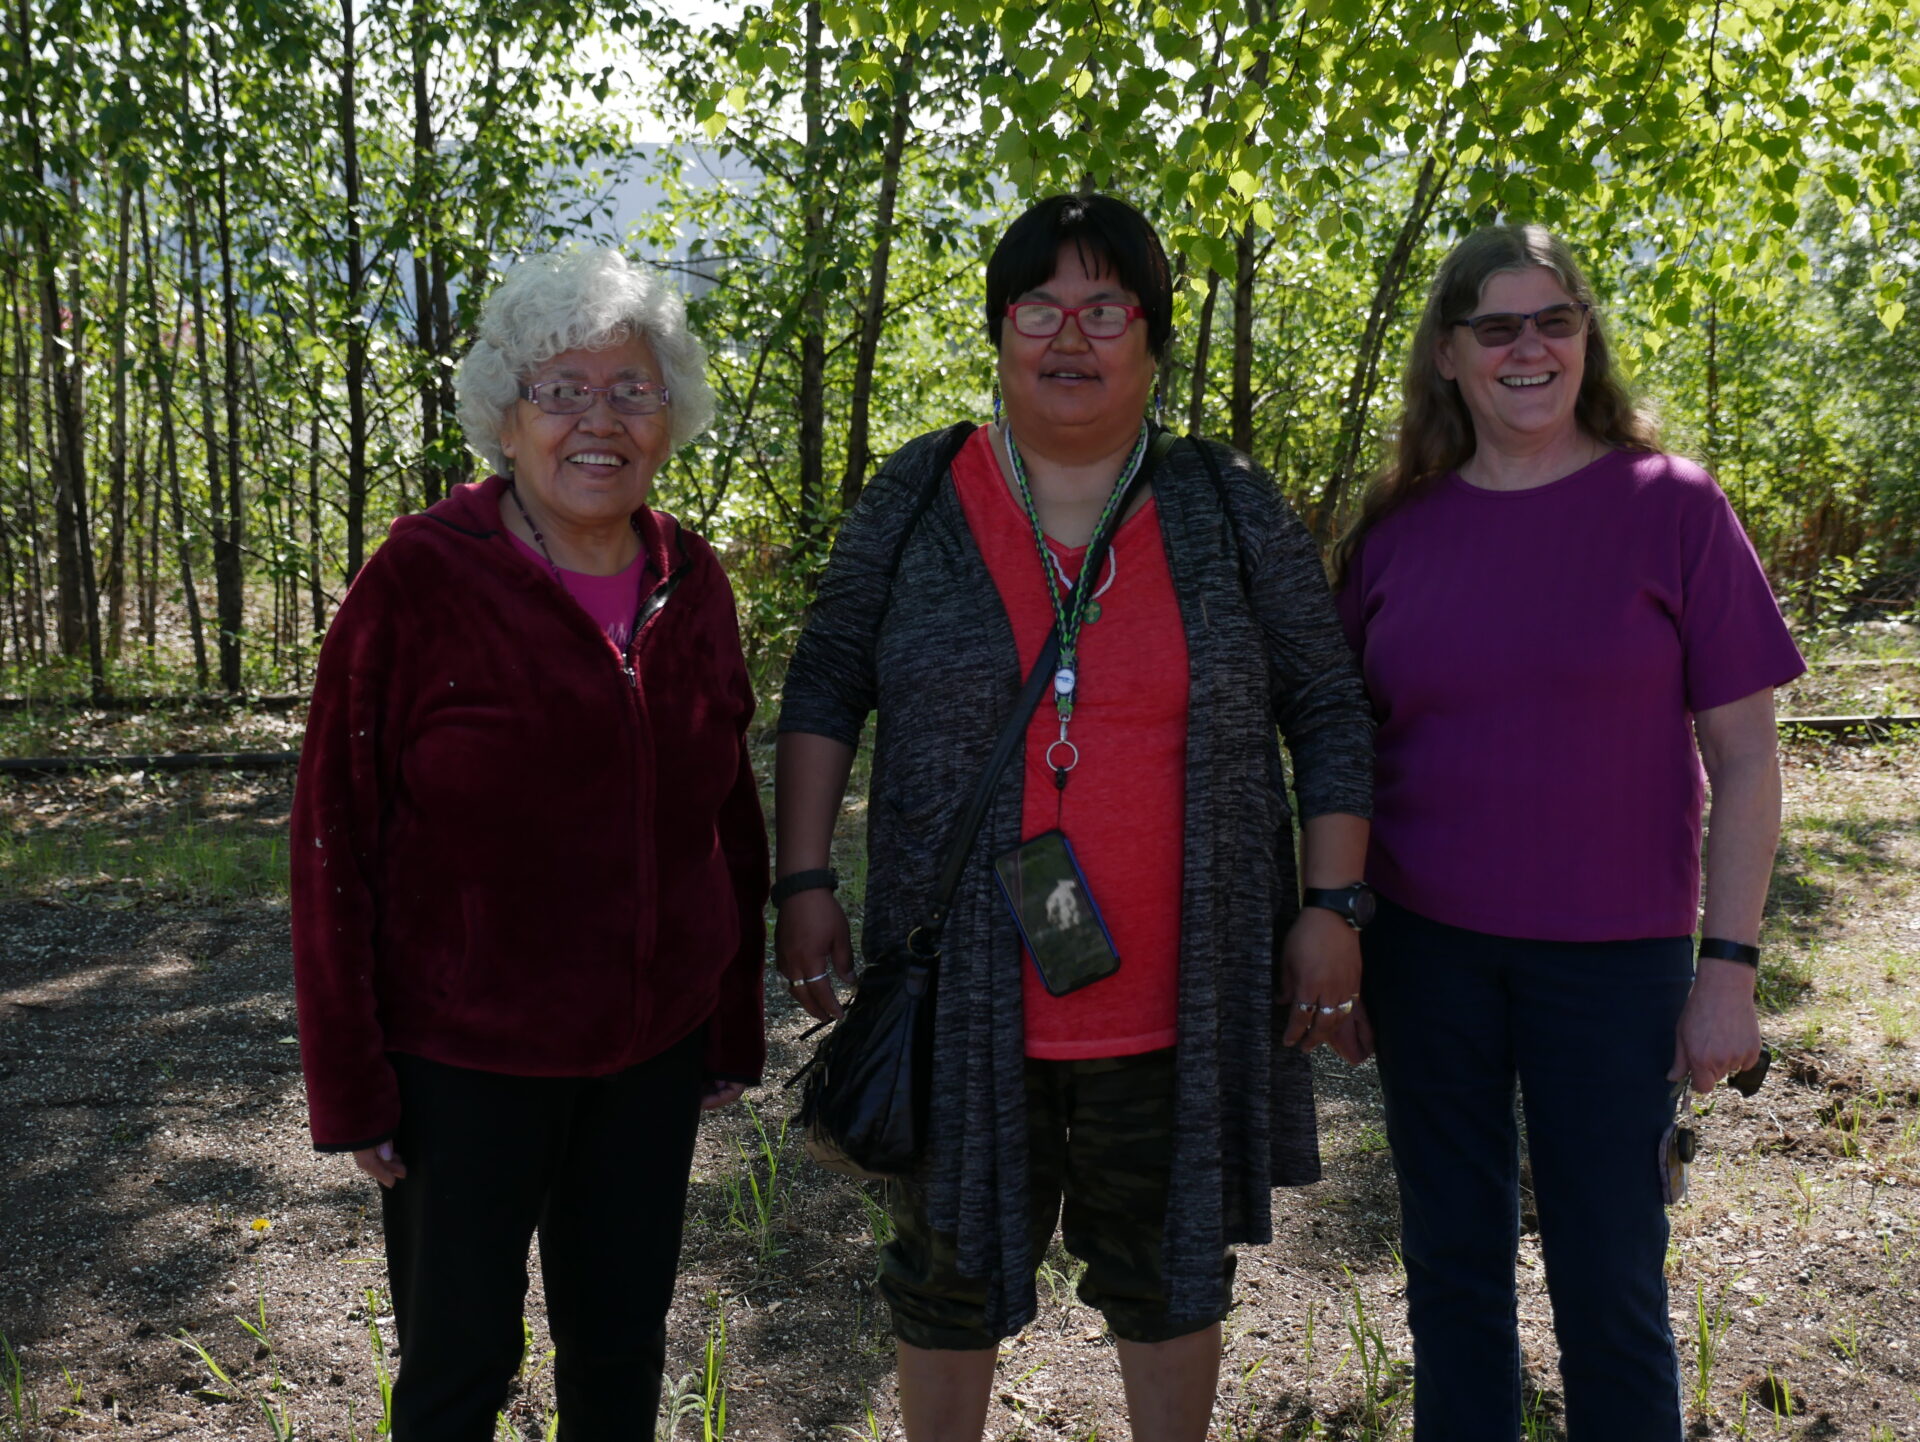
[
  {"xmin": 1451, "ymin": 302, "xmax": 1591, "ymax": 348},
  {"xmin": 518, "ymin": 380, "xmax": 671, "ymax": 416},
  {"xmin": 1005, "ymin": 301, "xmax": 1147, "ymax": 340}
]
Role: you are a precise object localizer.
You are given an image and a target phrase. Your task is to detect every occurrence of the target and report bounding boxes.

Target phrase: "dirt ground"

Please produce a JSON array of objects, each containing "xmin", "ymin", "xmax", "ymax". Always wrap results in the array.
[{"xmin": 1, "ymin": 730, "xmax": 1916, "ymax": 1441}]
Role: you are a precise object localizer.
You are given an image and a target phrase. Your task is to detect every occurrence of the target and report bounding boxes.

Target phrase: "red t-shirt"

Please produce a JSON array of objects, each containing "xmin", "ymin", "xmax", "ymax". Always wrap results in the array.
[{"xmin": 951, "ymin": 427, "xmax": 1189, "ymax": 1059}]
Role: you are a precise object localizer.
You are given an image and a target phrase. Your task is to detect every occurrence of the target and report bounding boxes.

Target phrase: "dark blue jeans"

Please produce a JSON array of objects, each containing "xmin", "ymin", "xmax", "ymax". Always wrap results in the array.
[{"xmin": 1362, "ymin": 900, "xmax": 1692, "ymax": 1442}]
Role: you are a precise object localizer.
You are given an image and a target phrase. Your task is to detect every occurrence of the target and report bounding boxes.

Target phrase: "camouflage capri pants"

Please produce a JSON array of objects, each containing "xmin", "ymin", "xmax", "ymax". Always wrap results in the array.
[{"xmin": 878, "ymin": 1047, "xmax": 1235, "ymax": 1348}]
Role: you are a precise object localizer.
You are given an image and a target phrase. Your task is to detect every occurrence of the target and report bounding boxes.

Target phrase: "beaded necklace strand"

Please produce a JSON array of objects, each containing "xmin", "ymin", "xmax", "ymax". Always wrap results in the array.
[
  {"xmin": 1002, "ymin": 420, "xmax": 1150, "ymax": 792},
  {"xmin": 506, "ymin": 481, "xmax": 641, "ymax": 586}
]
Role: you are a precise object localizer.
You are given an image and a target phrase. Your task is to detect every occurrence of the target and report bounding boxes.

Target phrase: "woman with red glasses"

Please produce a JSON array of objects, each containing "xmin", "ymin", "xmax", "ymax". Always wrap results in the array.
[
  {"xmin": 1334, "ymin": 224, "xmax": 1804, "ymax": 1440},
  {"xmin": 292, "ymin": 248, "xmax": 767, "ymax": 1439},
  {"xmin": 776, "ymin": 193, "xmax": 1374, "ymax": 1440}
]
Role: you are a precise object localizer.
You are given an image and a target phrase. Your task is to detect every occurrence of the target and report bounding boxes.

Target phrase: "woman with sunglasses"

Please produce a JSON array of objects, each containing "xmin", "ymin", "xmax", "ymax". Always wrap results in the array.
[
  {"xmin": 292, "ymin": 247, "xmax": 768, "ymax": 1440},
  {"xmin": 1334, "ymin": 225, "xmax": 1804, "ymax": 1440},
  {"xmin": 777, "ymin": 193, "xmax": 1374, "ymax": 1441}
]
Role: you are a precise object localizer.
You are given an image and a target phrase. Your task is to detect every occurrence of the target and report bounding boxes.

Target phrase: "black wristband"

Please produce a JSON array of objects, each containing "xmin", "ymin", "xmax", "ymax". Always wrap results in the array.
[
  {"xmin": 771, "ymin": 868, "xmax": 838, "ymax": 908},
  {"xmin": 1698, "ymin": 937, "xmax": 1760, "ymax": 967}
]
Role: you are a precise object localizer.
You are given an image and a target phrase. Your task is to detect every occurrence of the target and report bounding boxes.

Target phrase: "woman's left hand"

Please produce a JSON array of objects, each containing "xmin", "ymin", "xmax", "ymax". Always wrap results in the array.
[
  {"xmin": 1668, "ymin": 959, "xmax": 1762, "ymax": 1094},
  {"xmin": 1279, "ymin": 907, "xmax": 1363, "ymax": 1053},
  {"xmin": 700, "ymin": 1080, "xmax": 748, "ymax": 1112}
]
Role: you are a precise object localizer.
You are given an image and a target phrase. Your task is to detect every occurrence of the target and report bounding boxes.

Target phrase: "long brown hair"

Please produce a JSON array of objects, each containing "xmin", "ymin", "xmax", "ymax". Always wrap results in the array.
[{"xmin": 1332, "ymin": 224, "xmax": 1661, "ymax": 585}]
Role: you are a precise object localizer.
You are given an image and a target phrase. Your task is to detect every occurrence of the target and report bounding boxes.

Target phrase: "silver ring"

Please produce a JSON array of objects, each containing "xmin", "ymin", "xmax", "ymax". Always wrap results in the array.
[
  {"xmin": 790, "ymin": 970, "xmax": 832, "ymax": 987},
  {"xmin": 1294, "ymin": 1001, "xmax": 1314, "ymax": 1013},
  {"xmin": 1316, "ymin": 999, "xmax": 1355, "ymax": 1017}
]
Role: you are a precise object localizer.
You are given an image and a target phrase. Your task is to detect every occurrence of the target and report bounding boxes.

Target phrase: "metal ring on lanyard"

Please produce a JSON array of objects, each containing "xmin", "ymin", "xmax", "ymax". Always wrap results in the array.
[{"xmin": 1045, "ymin": 737, "xmax": 1080, "ymax": 773}]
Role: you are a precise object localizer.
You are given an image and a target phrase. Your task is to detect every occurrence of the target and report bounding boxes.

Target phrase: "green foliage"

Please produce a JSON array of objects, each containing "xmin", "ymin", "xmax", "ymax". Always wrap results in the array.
[{"xmin": 1, "ymin": 0, "xmax": 1914, "ymax": 695}]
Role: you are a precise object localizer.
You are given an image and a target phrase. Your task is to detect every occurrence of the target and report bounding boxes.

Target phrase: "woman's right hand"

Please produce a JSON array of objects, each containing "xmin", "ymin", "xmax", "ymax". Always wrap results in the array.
[
  {"xmin": 353, "ymin": 1140, "xmax": 408, "ymax": 1189},
  {"xmin": 774, "ymin": 888, "xmax": 855, "ymax": 1022}
]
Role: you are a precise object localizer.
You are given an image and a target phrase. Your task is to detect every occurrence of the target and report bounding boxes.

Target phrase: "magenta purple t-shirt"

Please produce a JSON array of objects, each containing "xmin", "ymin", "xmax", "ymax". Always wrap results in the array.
[
  {"xmin": 508, "ymin": 530, "xmax": 648, "ymax": 650},
  {"xmin": 1336, "ymin": 449, "xmax": 1805, "ymax": 942}
]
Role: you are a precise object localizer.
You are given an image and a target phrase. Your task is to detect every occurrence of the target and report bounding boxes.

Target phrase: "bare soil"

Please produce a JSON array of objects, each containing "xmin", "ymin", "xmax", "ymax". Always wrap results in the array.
[{"xmin": 1, "ymin": 732, "xmax": 1916, "ymax": 1441}]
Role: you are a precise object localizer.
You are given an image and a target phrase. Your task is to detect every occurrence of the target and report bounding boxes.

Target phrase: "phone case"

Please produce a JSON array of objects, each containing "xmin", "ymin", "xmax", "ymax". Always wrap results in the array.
[{"xmin": 992, "ymin": 829, "xmax": 1122, "ymax": 997}]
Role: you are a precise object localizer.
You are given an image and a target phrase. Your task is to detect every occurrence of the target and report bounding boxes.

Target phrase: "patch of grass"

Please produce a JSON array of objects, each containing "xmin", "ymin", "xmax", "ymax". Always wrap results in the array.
[
  {"xmin": 1754, "ymin": 945, "xmax": 1816, "ymax": 1013},
  {"xmin": 1871, "ymin": 999, "xmax": 1913, "ymax": 1048},
  {"xmin": 0, "ymin": 813, "xmax": 286, "ymax": 902},
  {"xmin": 1351, "ymin": 1124, "xmax": 1390, "ymax": 1157}
]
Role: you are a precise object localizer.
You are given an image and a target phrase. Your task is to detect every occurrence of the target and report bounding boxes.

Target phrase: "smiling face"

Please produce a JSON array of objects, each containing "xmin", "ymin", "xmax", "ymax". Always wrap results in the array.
[
  {"xmin": 1436, "ymin": 266, "xmax": 1588, "ymax": 457},
  {"xmin": 996, "ymin": 242, "xmax": 1156, "ymax": 459},
  {"xmin": 497, "ymin": 333, "xmax": 671, "ymax": 537}
]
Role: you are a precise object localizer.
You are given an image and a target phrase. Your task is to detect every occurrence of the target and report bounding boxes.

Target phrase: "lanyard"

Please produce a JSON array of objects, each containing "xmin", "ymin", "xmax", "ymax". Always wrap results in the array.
[{"xmin": 1002, "ymin": 421, "xmax": 1149, "ymax": 792}]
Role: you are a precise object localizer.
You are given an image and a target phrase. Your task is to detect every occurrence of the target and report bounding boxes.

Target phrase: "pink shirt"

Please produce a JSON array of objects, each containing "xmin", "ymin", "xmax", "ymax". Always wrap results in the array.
[
  {"xmin": 509, "ymin": 531, "xmax": 648, "ymax": 649},
  {"xmin": 1337, "ymin": 449, "xmax": 1804, "ymax": 942}
]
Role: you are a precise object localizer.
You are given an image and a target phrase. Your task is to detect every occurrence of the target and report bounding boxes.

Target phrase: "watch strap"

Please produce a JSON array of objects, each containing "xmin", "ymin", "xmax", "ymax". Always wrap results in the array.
[{"xmin": 1302, "ymin": 882, "xmax": 1374, "ymax": 929}]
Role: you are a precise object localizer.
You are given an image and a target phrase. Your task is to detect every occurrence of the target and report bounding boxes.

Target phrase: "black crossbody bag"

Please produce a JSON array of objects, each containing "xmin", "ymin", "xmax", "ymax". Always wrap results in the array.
[{"xmin": 788, "ymin": 429, "xmax": 1171, "ymax": 1179}]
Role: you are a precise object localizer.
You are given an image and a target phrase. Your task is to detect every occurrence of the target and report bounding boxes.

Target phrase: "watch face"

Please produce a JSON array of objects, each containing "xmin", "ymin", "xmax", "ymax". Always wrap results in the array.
[{"xmin": 1350, "ymin": 886, "xmax": 1378, "ymax": 928}]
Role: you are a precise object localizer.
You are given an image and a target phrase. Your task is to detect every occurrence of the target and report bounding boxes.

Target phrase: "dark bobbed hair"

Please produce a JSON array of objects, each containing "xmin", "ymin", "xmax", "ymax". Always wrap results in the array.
[
  {"xmin": 985, "ymin": 194, "xmax": 1174, "ymax": 362},
  {"xmin": 1332, "ymin": 223, "xmax": 1661, "ymax": 585}
]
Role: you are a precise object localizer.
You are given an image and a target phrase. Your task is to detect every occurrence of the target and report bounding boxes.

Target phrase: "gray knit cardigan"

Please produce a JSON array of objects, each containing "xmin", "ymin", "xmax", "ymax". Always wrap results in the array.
[{"xmin": 779, "ymin": 424, "xmax": 1374, "ymax": 1336}]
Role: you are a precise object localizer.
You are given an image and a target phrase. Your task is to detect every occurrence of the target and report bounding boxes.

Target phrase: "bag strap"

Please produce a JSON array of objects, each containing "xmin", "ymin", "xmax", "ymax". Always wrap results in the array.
[
  {"xmin": 1184, "ymin": 433, "xmax": 1253, "ymax": 601},
  {"xmin": 884, "ymin": 420, "xmax": 978, "ymax": 585},
  {"xmin": 914, "ymin": 427, "xmax": 1177, "ymax": 949}
]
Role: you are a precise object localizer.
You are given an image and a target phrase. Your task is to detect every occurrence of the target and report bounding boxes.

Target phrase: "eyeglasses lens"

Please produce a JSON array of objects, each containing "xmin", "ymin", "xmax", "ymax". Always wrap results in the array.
[
  {"xmin": 1467, "ymin": 304, "xmax": 1586, "ymax": 347},
  {"xmin": 530, "ymin": 383, "xmax": 666, "ymax": 416},
  {"xmin": 1010, "ymin": 304, "xmax": 1131, "ymax": 339}
]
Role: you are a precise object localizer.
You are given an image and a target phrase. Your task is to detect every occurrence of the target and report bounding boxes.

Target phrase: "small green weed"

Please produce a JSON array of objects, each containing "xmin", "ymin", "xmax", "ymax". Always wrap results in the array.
[
  {"xmin": 176, "ymin": 1327, "xmax": 241, "ymax": 1403},
  {"xmin": 722, "ymin": 1101, "xmax": 790, "ymax": 1268},
  {"xmin": 698, "ymin": 1307, "xmax": 728, "ymax": 1442},
  {"xmin": 235, "ymin": 1261, "xmax": 285, "ymax": 1395},
  {"xmin": 2, "ymin": 1332, "xmax": 41, "ymax": 1440},
  {"xmin": 1791, "ymin": 1170, "xmax": 1820, "ymax": 1227},
  {"xmin": 360, "ymin": 1287, "xmax": 395, "ymax": 1437},
  {"xmin": 1691, "ymin": 1281, "xmax": 1735, "ymax": 1413}
]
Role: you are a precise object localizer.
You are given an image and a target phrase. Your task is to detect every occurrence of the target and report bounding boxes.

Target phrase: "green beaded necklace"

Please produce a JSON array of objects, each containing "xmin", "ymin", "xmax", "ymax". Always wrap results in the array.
[{"xmin": 1001, "ymin": 419, "xmax": 1150, "ymax": 790}]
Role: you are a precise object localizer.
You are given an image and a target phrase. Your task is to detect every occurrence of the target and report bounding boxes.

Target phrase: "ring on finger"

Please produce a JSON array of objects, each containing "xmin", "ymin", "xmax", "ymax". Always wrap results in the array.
[
  {"xmin": 1317, "ymin": 998, "xmax": 1355, "ymax": 1017},
  {"xmin": 788, "ymin": 969, "xmax": 832, "ymax": 987},
  {"xmin": 1293, "ymin": 1001, "xmax": 1314, "ymax": 1014}
]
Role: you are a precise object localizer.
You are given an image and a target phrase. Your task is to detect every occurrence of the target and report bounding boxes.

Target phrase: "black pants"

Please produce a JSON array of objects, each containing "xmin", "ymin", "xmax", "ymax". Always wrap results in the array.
[{"xmin": 381, "ymin": 1029, "xmax": 705, "ymax": 1442}]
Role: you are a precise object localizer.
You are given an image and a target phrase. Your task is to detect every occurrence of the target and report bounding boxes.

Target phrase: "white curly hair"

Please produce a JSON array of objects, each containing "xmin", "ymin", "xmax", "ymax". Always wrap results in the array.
[{"xmin": 455, "ymin": 247, "xmax": 716, "ymax": 476}]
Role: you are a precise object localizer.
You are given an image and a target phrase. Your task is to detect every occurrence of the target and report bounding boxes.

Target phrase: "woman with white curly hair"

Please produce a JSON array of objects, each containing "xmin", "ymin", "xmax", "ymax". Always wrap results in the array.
[{"xmin": 292, "ymin": 247, "xmax": 767, "ymax": 1440}]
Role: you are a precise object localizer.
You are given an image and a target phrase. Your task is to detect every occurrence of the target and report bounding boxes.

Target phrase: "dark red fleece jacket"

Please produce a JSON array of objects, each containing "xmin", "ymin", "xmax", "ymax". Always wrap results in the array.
[{"xmin": 291, "ymin": 476, "xmax": 768, "ymax": 1151}]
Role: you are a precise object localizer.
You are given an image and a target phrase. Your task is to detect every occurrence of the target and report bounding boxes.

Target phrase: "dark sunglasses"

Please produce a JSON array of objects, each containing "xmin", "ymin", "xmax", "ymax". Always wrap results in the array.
[{"xmin": 1451, "ymin": 302, "xmax": 1591, "ymax": 348}]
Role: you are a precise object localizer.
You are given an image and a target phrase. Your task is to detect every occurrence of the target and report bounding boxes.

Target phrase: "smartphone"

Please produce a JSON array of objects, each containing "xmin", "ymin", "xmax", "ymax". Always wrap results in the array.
[{"xmin": 992, "ymin": 829, "xmax": 1121, "ymax": 997}]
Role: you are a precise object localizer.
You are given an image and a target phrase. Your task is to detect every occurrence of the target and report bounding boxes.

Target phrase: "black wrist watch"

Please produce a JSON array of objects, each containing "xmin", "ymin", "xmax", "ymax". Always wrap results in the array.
[
  {"xmin": 1698, "ymin": 937, "xmax": 1760, "ymax": 967},
  {"xmin": 1302, "ymin": 881, "xmax": 1377, "ymax": 931},
  {"xmin": 770, "ymin": 868, "xmax": 839, "ymax": 908}
]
